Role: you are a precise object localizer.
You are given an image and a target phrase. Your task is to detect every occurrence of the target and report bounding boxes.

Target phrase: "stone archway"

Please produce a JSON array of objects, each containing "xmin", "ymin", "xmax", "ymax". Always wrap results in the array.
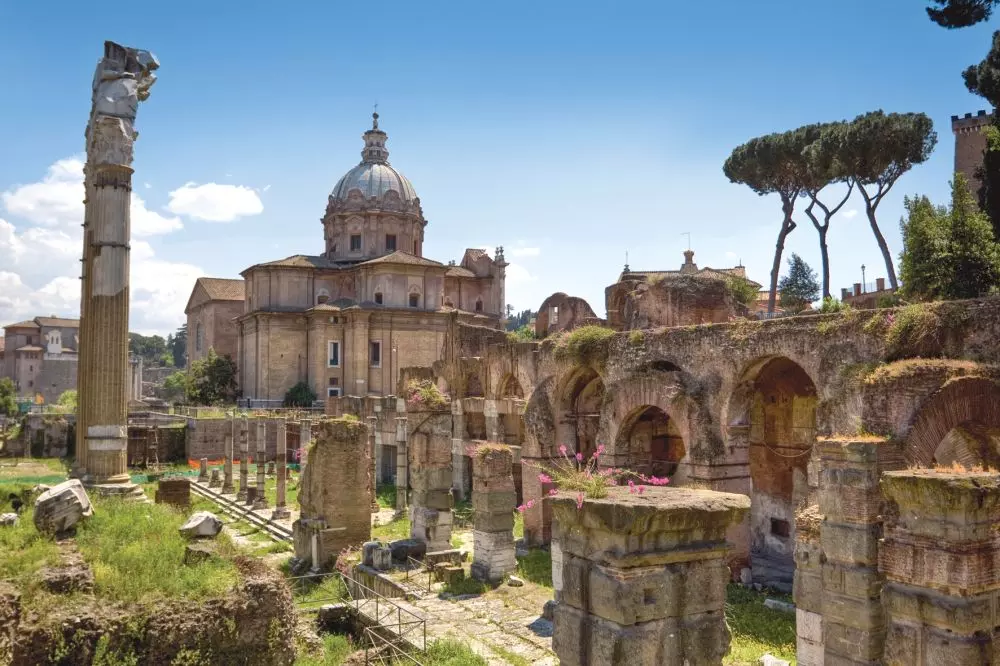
[
  {"xmin": 497, "ymin": 373, "xmax": 524, "ymax": 400},
  {"xmin": 905, "ymin": 376, "xmax": 1000, "ymax": 468},
  {"xmin": 731, "ymin": 355, "xmax": 818, "ymax": 592},
  {"xmin": 614, "ymin": 405, "xmax": 686, "ymax": 479},
  {"xmin": 557, "ymin": 366, "xmax": 606, "ymax": 461}
]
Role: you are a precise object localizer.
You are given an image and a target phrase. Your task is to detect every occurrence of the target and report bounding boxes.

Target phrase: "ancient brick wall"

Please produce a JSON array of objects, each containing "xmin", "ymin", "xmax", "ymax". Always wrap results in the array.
[{"xmin": 186, "ymin": 417, "xmax": 287, "ymax": 460}]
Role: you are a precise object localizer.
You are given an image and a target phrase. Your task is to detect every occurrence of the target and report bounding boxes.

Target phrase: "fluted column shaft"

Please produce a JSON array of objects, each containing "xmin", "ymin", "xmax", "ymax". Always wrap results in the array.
[
  {"xmin": 254, "ymin": 417, "xmax": 268, "ymax": 508},
  {"xmin": 273, "ymin": 419, "xmax": 290, "ymax": 519},
  {"xmin": 222, "ymin": 416, "xmax": 235, "ymax": 493}
]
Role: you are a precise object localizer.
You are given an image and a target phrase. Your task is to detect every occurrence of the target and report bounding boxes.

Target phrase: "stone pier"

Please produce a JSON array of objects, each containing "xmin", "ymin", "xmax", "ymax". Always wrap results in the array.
[
  {"xmin": 550, "ymin": 486, "xmax": 749, "ymax": 666},
  {"xmin": 880, "ymin": 470, "xmax": 1000, "ymax": 665},
  {"xmin": 817, "ymin": 438, "xmax": 891, "ymax": 665},
  {"xmin": 793, "ymin": 503, "xmax": 824, "ymax": 666},
  {"xmin": 395, "ymin": 417, "xmax": 408, "ymax": 513},
  {"xmin": 272, "ymin": 419, "xmax": 290, "ymax": 520},
  {"xmin": 293, "ymin": 418, "xmax": 372, "ymax": 570},
  {"xmin": 451, "ymin": 399, "xmax": 466, "ymax": 500},
  {"xmin": 253, "ymin": 418, "xmax": 268, "ymax": 509},
  {"xmin": 408, "ymin": 410, "xmax": 454, "ymax": 552},
  {"xmin": 198, "ymin": 458, "xmax": 208, "ymax": 483},
  {"xmin": 237, "ymin": 416, "xmax": 249, "ymax": 502},
  {"xmin": 221, "ymin": 417, "xmax": 235, "ymax": 494},
  {"xmin": 77, "ymin": 41, "xmax": 158, "ymax": 495},
  {"xmin": 471, "ymin": 445, "xmax": 516, "ymax": 583},
  {"xmin": 299, "ymin": 419, "xmax": 311, "ymax": 467},
  {"xmin": 367, "ymin": 416, "xmax": 379, "ymax": 511}
]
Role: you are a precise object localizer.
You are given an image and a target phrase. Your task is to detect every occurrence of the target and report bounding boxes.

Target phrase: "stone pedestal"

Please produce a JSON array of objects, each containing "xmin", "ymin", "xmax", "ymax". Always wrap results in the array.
[
  {"xmin": 198, "ymin": 457, "xmax": 209, "ymax": 483},
  {"xmin": 154, "ymin": 477, "xmax": 190, "ymax": 509},
  {"xmin": 221, "ymin": 417, "xmax": 235, "ymax": 494},
  {"xmin": 292, "ymin": 418, "xmax": 372, "ymax": 569},
  {"xmin": 818, "ymin": 439, "xmax": 888, "ymax": 665},
  {"xmin": 880, "ymin": 470, "xmax": 1000, "ymax": 665},
  {"xmin": 549, "ymin": 487, "xmax": 750, "ymax": 666},
  {"xmin": 208, "ymin": 469, "xmax": 221, "ymax": 488},
  {"xmin": 408, "ymin": 411, "xmax": 453, "ymax": 551},
  {"xmin": 272, "ymin": 419, "xmax": 290, "ymax": 520},
  {"xmin": 471, "ymin": 445, "xmax": 516, "ymax": 583},
  {"xmin": 253, "ymin": 418, "xmax": 268, "ymax": 510},
  {"xmin": 237, "ymin": 416, "xmax": 249, "ymax": 502}
]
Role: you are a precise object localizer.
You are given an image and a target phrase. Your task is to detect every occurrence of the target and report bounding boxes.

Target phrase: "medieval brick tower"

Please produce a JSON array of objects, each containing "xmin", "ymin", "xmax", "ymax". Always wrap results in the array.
[{"xmin": 952, "ymin": 109, "xmax": 992, "ymax": 193}]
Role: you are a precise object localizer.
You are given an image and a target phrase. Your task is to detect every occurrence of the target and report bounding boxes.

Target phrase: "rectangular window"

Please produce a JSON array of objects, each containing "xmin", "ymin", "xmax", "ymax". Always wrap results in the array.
[
  {"xmin": 409, "ymin": 293, "xmax": 419, "ymax": 308},
  {"xmin": 374, "ymin": 292, "xmax": 383, "ymax": 305},
  {"xmin": 385, "ymin": 234, "xmax": 396, "ymax": 252},
  {"xmin": 327, "ymin": 387, "xmax": 341, "ymax": 397},
  {"xmin": 770, "ymin": 518, "xmax": 791, "ymax": 538},
  {"xmin": 370, "ymin": 340, "xmax": 381, "ymax": 368},
  {"xmin": 327, "ymin": 341, "xmax": 340, "ymax": 367},
  {"xmin": 350, "ymin": 234, "xmax": 362, "ymax": 252}
]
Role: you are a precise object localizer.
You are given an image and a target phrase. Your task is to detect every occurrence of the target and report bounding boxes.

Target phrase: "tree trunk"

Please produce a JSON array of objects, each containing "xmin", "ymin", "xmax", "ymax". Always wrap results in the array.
[
  {"xmin": 863, "ymin": 197, "xmax": 899, "ymax": 290},
  {"xmin": 805, "ymin": 203, "xmax": 831, "ymax": 300},
  {"xmin": 768, "ymin": 196, "xmax": 797, "ymax": 314}
]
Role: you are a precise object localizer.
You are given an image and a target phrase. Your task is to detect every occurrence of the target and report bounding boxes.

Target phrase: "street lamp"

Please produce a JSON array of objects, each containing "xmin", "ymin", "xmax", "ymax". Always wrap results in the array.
[{"xmin": 861, "ymin": 264, "xmax": 866, "ymax": 293}]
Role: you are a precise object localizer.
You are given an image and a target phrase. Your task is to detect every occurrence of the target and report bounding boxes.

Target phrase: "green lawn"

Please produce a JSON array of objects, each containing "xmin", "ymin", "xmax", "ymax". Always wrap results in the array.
[
  {"xmin": 515, "ymin": 549, "xmax": 552, "ymax": 588},
  {"xmin": 725, "ymin": 584, "xmax": 797, "ymax": 665},
  {"xmin": 372, "ymin": 515, "xmax": 411, "ymax": 541}
]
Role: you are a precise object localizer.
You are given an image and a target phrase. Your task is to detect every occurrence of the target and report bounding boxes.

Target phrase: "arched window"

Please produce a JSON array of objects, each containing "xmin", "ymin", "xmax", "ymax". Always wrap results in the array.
[
  {"xmin": 409, "ymin": 293, "xmax": 420, "ymax": 308},
  {"xmin": 475, "ymin": 299, "xmax": 483, "ymax": 313},
  {"xmin": 195, "ymin": 323, "xmax": 204, "ymax": 352},
  {"xmin": 316, "ymin": 288, "xmax": 330, "ymax": 305}
]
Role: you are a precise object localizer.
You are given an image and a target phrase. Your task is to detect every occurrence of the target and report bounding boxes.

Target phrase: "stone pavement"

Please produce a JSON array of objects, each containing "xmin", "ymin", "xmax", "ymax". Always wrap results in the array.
[{"xmin": 398, "ymin": 585, "xmax": 556, "ymax": 665}]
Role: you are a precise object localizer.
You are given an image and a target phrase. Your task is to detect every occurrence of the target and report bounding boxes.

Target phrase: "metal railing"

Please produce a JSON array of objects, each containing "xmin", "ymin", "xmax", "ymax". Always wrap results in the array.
[
  {"xmin": 289, "ymin": 570, "xmax": 427, "ymax": 653},
  {"xmin": 404, "ymin": 556, "xmax": 433, "ymax": 594},
  {"xmin": 365, "ymin": 627, "xmax": 424, "ymax": 665}
]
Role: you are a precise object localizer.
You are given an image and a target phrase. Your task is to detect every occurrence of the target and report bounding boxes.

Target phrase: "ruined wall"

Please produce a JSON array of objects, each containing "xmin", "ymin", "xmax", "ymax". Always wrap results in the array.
[
  {"xmin": 620, "ymin": 274, "xmax": 738, "ymax": 331},
  {"xmin": 534, "ymin": 292, "xmax": 600, "ymax": 338}
]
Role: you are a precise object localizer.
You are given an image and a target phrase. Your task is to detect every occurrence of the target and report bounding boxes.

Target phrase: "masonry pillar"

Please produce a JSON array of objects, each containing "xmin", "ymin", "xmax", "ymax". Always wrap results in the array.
[
  {"xmin": 408, "ymin": 409, "xmax": 453, "ymax": 552},
  {"xmin": 471, "ymin": 445, "xmax": 516, "ymax": 583},
  {"xmin": 793, "ymin": 504, "xmax": 824, "ymax": 666},
  {"xmin": 395, "ymin": 416, "xmax": 408, "ymax": 513},
  {"xmin": 78, "ymin": 42, "xmax": 158, "ymax": 493},
  {"xmin": 299, "ymin": 418, "xmax": 311, "ymax": 467},
  {"xmin": 221, "ymin": 416, "xmax": 235, "ymax": 494},
  {"xmin": 272, "ymin": 418, "xmax": 290, "ymax": 520},
  {"xmin": 293, "ymin": 418, "xmax": 372, "ymax": 570},
  {"xmin": 367, "ymin": 416, "xmax": 379, "ymax": 511},
  {"xmin": 253, "ymin": 417, "xmax": 268, "ymax": 509},
  {"xmin": 817, "ymin": 438, "xmax": 889, "ymax": 665},
  {"xmin": 237, "ymin": 416, "xmax": 249, "ymax": 502},
  {"xmin": 550, "ymin": 487, "xmax": 750, "ymax": 666},
  {"xmin": 451, "ymin": 398, "xmax": 466, "ymax": 500},
  {"xmin": 521, "ymin": 458, "xmax": 554, "ymax": 547},
  {"xmin": 880, "ymin": 470, "xmax": 1000, "ymax": 665}
]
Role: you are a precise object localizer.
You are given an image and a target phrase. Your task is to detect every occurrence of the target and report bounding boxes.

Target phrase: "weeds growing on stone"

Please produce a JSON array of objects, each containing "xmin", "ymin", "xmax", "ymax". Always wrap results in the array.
[
  {"xmin": 515, "ymin": 549, "xmax": 552, "ymax": 588},
  {"xmin": 375, "ymin": 484, "xmax": 397, "ymax": 509},
  {"xmin": 552, "ymin": 325, "xmax": 615, "ymax": 368},
  {"xmin": 294, "ymin": 633, "xmax": 354, "ymax": 666},
  {"xmin": 404, "ymin": 379, "xmax": 448, "ymax": 410},
  {"xmin": 724, "ymin": 584, "xmax": 796, "ymax": 665},
  {"xmin": 442, "ymin": 576, "xmax": 488, "ymax": 596},
  {"xmin": 0, "ymin": 505, "xmax": 61, "ymax": 602}
]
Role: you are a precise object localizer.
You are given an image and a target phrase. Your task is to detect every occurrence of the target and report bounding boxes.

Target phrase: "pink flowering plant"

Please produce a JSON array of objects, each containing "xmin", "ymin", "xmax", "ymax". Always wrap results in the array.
[{"xmin": 517, "ymin": 443, "xmax": 670, "ymax": 512}]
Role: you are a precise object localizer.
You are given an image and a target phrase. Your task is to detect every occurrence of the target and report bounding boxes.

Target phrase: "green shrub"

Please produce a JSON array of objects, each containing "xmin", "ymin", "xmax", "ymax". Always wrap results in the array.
[
  {"xmin": 283, "ymin": 381, "xmax": 317, "ymax": 408},
  {"xmin": 819, "ymin": 297, "xmax": 851, "ymax": 314},
  {"xmin": 404, "ymin": 379, "xmax": 448, "ymax": 409},
  {"xmin": 628, "ymin": 330, "xmax": 645, "ymax": 345},
  {"xmin": 553, "ymin": 325, "xmax": 616, "ymax": 368},
  {"xmin": 506, "ymin": 324, "xmax": 535, "ymax": 343}
]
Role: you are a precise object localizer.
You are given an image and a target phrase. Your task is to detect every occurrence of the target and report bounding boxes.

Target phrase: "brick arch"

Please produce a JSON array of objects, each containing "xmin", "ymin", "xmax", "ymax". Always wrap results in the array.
[
  {"xmin": 496, "ymin": 372, "xmax": 525, "ymax": 400},
  {"xmin": 521, "ymin": 375, "xmax": 557, "ymax": 458},
  {"xmin": 904, "ymin": 377, "xmax": 1000, "ymax": 466},
  {"xmin": 599, "ymin": 370, "xmax": 694, "ymax": 467}
]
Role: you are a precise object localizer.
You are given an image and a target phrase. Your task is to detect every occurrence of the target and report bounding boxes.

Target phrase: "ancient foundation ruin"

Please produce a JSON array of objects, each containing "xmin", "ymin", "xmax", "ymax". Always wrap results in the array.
[
  {"xmin": 470, "ymin": 445, "xmax": 516, "ymax": 583},
  {"xmin": 293, "ymin": 418, "xmax": 372, "ymax": 570},
  {"xmin": 407, "ymin": 408, "xmax": 454, "ymax": 552}
]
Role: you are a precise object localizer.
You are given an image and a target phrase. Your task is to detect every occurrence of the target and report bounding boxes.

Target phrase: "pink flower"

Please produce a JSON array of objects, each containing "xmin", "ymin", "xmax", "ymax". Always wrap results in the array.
[
  {"xmin": 526, "ymin": 499, "xmax": 536, "ymax": 509},
  {"xmin": 628, "ymin": 479, "xmax": 636, "ymax": 494},
  {"xmin": 575, "ymin": 452, "xmax": 583, "ymax": 462},
  {"xmin": 559, "ymin": 444, "xmax": 568, "ymax": 456},
  {"xmin": 517, "ymin": 504, "xmax": 527, "ymax": 513},
  {"xmin": 597, "ymin": 444, "xmax": 606, "ymax": 455},
  {"xmin": 575, "ymin": 492, "xmax": 584, "ymax": 509},
  {"xmin": 548, "ymin": 488, "xmax": 559, "ymax": 496},
  {"xmin": 538, "ymin": 473, "xmax": 553, "ymax": 484},
  {"xmin": 637, "ymin": 486, "xmax": 645, "ymax": 495}
]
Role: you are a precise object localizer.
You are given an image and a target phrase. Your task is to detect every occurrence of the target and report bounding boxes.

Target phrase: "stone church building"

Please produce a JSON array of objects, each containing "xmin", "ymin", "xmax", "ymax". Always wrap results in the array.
[{"xmin": 188, "ymin": 114, "xmax": 507, "ymax": 405}]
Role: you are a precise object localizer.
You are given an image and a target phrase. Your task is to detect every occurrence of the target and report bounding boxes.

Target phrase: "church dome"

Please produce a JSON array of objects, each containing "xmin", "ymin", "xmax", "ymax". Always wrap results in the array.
[{"xmin": 330, "ymin": 113, "xmax": 418, "ymax": 203}]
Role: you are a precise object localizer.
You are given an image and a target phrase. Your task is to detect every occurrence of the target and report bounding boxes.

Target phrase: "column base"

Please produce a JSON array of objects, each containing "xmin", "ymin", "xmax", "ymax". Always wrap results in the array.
[
  {"xmin": 221, "ymin": 482, "xmax": 235, "ymax": 495},
  {"xmin": 272, "ymin": 506, "xmax": 291, "ymax": 520},
  {"xmin": 88, "ymin": 481, "xmax": 146, "ymax": 501},
  {"xmin": 236, "ymin": 489, "xmax": 248, "ymax": 502},
  {"xmin": 253, "ymin": 497, "xmax": 269, "ymax": 510}
]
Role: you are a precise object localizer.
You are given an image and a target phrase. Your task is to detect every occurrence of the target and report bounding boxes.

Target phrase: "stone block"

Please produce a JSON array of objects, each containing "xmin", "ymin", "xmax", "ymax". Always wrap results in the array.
[
  {"xmin": 33, "ymin": 480, "xmax": 93, "ymax": 534},
  {"xmin": 184, "ymin": 542, "xmax": 217, "ymax": 565},
  {"xmin": 559, "ymin": 552, "xmax": 728, "ymax": 626},
  {"xmin": 0, "ymin": 513, "xmax": 17, "ymax": 527},
  {"xmin": 474, "ymin": 510, "xmax": 515, "ymax": 532},
  {"xmin": 362, "ymin": 541, "xmax": 381, "ymax": 567},
  {"xmin": 879, "ymin": 532, "xmax": 1000, "ymax": 595},
  {"xmin": 179, "ymin": 511, "xmax": 223, "ymax": 539},
  {"xmin": 822, "ymin": 562, "xmax": 882, "ymax": 601},
  {"xmin": 882, "ymin": 582, "xmax": 998, "ymax": 635},
  {"xmin": 425, "ymin": 549, "xmax": 462, "ymax": 567},
  {"xmin": 794, "ymin": 568, "xmax": 824, "ymax": 613},
  {"xmin": 880, "ymin": 470, "xmax": 1000, "ymax": 542},
  {"xmin": 472, "ymin": 490, "xmax": 517, "ymax": 514},
  {"xmin": 820, "ymin": 522, "xmax": 880, "ymax": 567},
  {"xmin": 437, "ymin": 564, "xmax": 465, "ymax": 586},
  {"xmin": 472, "ymin": 530, "xmax": 516, "ymax": 582},
  {"xmin": 208, "ymin": 468, "xmax": 222, "ymax": 488},
  {"xmin": 411, "ymin": 489, "xmax": 454, "ymax": 511},
  {"xmin": 372, "ymin": 546, "xmax": 393, "ymax": 571},
  {"xmin": 409, "ymin": 467, "xmax": 453, "ymax": 491},
  {"xmin": 389, "ymin": 538, "xmax": 427, "ymax": 562},
  {"xmin": 154, "ymin": 477, "xmax": 191, "ymax": 509},
  {"xmin": 823, "ymin": 621, "xmax": 887, "ymax": 663},
  {"xmin": 823, "ymin": 591, "xmax": 885, "ymax": 632}
]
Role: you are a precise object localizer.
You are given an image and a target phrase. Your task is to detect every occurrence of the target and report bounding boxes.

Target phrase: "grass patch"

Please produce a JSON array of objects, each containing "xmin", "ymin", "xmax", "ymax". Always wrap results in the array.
[
  {"xmin": 423, "ymin": 638, "xmax": 489, "ymax": 666},
  {"xmin": 442, "ymin": 575, "xmax": 488, "ymax": 596},
  {"xmin": 372, "ymin": 516, "xmax": 410, "ymax": 541},
  {"xmin": 487, "ymin": 644, "xmax": 531, "ymax": 666},
  {"xmin": 724, "ymin": 584, "xmax": 796, "ymax": 665},
  {"xmin": 291, "ymin": 573, "xmax": 348, "ymax": 608},
  {"xmin": 375, "ymin": 484, "xmax": 397, "ymax": 509},
  {"xmin": 453, "ymin": 498, "xmax": 473, "ymax": 529},
  {"xmin": 513, "ymin": 512, "xmax": 524, "ymax": 540},
  {"xmin": 294, "ymin": 633, "xmax": 354, "ymax": 666},
  {"xmin": 75, "ymin": 498, "xmax": 240, "ymax": 604},
  {"xmin": 0, "ymin": 505, "xmax": 61, "ymax": 603},
  {"xmin": 515, "ymin": 549, "xmax": 552, "ymax": 588}
]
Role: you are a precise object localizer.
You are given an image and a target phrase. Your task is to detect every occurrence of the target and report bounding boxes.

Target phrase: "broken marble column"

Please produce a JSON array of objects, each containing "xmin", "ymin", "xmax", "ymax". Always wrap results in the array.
[
  {"xmin": 253, "ymin": 418, "xmax": 268, "ymax": 509},
  {"xmin": 817, "ymin": 438, "xmax": 889, "ymax": 665},
  {"xmin": 395, "ymin": 416, "xmax": 408, "ymax": 512},
  {"xmin": 299, "ymin": 418, "xmax": 312, "ymax": 468},
  {"xmin": 272, "ymin": 419, "xmax": 290, "ymax": 520},
  {"xmin": 208, "ymin": 468, "xmax": 221, "ymax": 488},
  {"xmin": 550, "ymin": 487, "xmax": 750, "ymax": 666},
  {"xmin": 198, "ymin": 457, "xmax": 208, "ymax": 483},
  {"xmin": 77, "ymin": 42, "xmax": 158, "ymax": 494},
  {"xmin": 880, "ymin": 470, "xmax": 1000, "ymax": 665},
  {"xmin": 293, "ymin": 418, "xmax": 372, "ymax": 569},
  {"xmin": 408, "ymin": 410, "xmax": 454, "ymax": 552},
  {"xmin": 367, "ymin": 416, "xmax": 379, "ymax": 511},
  {"xmin": 221, "ymin": 417, "xmax": 235, "ymax": 494},
  {"xmin": 237, "ymin": 416, "xmax": 249, "ymax": 502},
  {"xmin": 471, "ymin": 445, "xmax": 516, "ymax": 583}
]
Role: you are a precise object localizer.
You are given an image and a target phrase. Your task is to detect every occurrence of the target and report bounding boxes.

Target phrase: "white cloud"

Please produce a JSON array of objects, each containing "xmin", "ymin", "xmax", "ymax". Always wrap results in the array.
[
  {"xmin": 167, "ymin": 182, "xmax": 264, "ymax": 222},
  {"xmin": 0, "ymin": 156, "xmax": 207, "ymax": 335},
  {"xmin": 726, "ymin": 251, "xmax": 738, "ymax": 259},
  {"xmin": 144, "ymin": 182, "xmax": 152, "ymax": 189},
  {"xmin": 842, "ymin": 209, "xmax": 859, "ymax": 220},
  {"xmin": 510, "ymin": 246, "xmax": 541, "ymax": 258},
  {"xmin": 1, "ymin": 157, "xmax": 85, "ymax": 227},
  {"xmin": 505, "ymin": 263, "xmax": 536, "ymax": 284}
]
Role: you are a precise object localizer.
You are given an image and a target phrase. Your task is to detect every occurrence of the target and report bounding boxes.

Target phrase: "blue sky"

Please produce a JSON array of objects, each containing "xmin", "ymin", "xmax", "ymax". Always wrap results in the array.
[{"xmin": 0, "ymin": 1, "xmax": 995, "ymax": 334}]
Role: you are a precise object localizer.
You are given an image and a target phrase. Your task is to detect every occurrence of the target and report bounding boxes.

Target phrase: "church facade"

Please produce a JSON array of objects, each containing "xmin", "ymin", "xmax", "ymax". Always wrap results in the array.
[{"xmin": 215, "ymin": 114, "xmax": 506, "ymax": 405}]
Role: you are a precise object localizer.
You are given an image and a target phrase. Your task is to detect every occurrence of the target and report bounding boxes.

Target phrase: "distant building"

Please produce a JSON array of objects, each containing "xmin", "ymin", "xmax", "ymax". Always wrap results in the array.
[
  {"xmin": 185, "ymin": 277, "xmax": 245, "ymax": 366},
  {"xmin": 841, "ymin": 278, "xmax": 896, "ymax": 310},
  {"xmin": 953, "ymin": 109, "xmax": 992, "ymax": 194},
  {"xmin": 0, "ymin": 315, "xmax": 143, "ymax": 404}
]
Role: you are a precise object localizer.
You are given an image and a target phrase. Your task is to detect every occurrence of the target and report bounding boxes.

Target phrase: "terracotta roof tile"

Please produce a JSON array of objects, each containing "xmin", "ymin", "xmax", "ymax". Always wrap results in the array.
[
  {"xmin": 360, "ymin": 251, "xmax": 444, "ymax": 268},
  {"xmin": 197, "ymin": 277, "xmax": 245, "ymax": 301},
  {"xmin": 34, "ymin": 317, "xmax": 79, "ymax": 328},
  {"xmin": 445, "ymin": 266, "xmax": 477, "ymax": 278},
  {"xmin": 4, "ymin": 320, "xmax": 39, "ymax": 329},
  {"xmin": 15, "ymin": 345, "xmax": 43, "ymax": 352}
]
